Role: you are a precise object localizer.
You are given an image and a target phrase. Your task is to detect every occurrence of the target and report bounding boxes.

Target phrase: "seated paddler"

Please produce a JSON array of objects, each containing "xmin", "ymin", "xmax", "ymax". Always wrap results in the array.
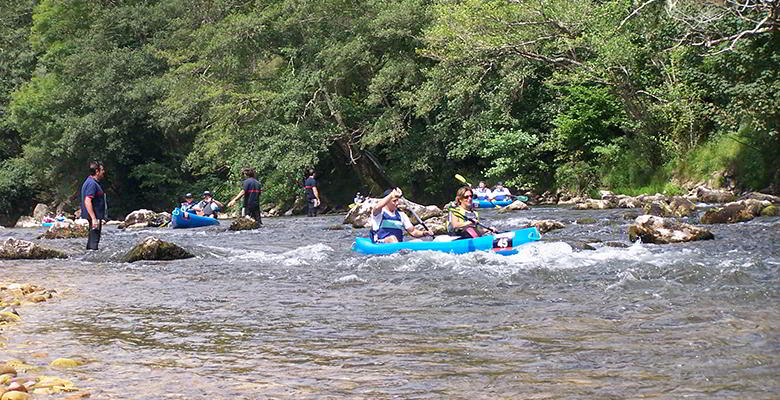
[
  {"xmin": 448, "ymin": 186, "xmax": 497, "ymax": 239},
  {"xmin": 371, "ymin": 188, "xmax": 433, "ymax": 243},
  {"xmin": 473, "ymin": 181, "xmax": 492, "ymax": 201}
]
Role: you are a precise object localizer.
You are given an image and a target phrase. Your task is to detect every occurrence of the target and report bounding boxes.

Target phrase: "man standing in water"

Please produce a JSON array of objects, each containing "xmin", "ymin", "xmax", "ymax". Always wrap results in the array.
[
  {"xmin": 303, "ymin": 168, "xmax": 320, "ymax": 217},
  {"xmin": 228, "ymin": 167, "xmax": 263, "ymax": 226},
  {"xmin": 80, "ymin": 161, "xmax": 106, "ymax": 250}
]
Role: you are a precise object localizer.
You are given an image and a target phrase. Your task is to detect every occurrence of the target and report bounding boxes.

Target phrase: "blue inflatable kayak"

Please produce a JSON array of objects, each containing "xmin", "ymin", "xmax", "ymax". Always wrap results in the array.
[
  {"xmin": 352, "ymin": 227, "xmax": 541, "ymax": 255},
  {"xmin": 472, "ymin": 196, "xmax": 529, "ymax": 208},
  {"xmin": 171, "ymin": 208, "xmax": 220, "ymax": 229}
]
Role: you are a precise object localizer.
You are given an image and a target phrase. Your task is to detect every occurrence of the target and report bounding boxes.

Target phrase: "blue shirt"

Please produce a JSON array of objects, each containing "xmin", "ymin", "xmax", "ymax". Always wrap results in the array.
[
  {"xmin": 242, "ymin": 177, "xmax": 262, "ymax": 208},
  {"xmin": 80, "ymin": 176, "xmax": 106, "ymax": 220},
  {"xmin": 304, "ymin": 177, "xmax": 317, "ymax": 199}
]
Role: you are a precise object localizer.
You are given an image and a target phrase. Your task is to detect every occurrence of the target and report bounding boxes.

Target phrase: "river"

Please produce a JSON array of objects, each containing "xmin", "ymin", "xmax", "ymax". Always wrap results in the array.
[{"xmin": 1, "ymin": 206, "xmax": 778, "ymax": 399}]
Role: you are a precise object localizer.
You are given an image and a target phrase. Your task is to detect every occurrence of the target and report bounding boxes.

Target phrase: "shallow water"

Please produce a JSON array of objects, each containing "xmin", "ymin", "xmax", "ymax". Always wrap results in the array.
[{"xmin": 1, "ymin": 207, "xmax": 779, "ymax": 399}]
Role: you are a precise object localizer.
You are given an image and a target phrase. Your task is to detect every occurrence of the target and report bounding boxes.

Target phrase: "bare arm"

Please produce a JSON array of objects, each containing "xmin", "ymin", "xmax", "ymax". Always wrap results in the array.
[
  {"xmin": 372, "ymin": 188, "xmax": 401, "ymax": 216},
  {"xmin": 85, "ymin": 197, "xmax": 96, "ymax": 222},
  {"xmin": 227, "ymin": 190, "xmax": 245, "ymax": 208}
]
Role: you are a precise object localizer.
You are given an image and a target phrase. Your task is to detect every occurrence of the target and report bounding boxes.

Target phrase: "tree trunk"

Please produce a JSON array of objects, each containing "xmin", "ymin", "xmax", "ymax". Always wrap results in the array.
[{"xmin": 322, "ymin": 90, "xmax": 393, "ymax": 196}]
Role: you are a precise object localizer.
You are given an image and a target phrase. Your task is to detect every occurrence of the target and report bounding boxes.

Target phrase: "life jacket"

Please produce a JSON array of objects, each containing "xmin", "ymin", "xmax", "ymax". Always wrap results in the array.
[
  {"xmin": 447, "ymin": 207, "xmax": 479, "ymax": 234},
  {"xmin": 473, "ymin": 187, "xmax": 491, "ymax": 200},
  {"xmin": 371, "ymin": 209, "xmax": 405, "ymax": 243},
  {"xmin": 492, "ymin": 188, "xmax": 509, "ymax": 201}
]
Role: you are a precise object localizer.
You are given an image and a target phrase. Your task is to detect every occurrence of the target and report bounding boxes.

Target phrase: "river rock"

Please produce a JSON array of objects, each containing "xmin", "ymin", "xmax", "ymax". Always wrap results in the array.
[
  {"xmin": 669, "ymin": 197, "xmax": 696, "ymax": 217},
  {"xmin": 421, "ymin": 216, "xmax": 448, "ymax": 235},
  {"xmin": 628, "ymin": 215, "xmax": 714, "ymax": 244},
  {"xmin": 229, "ymin": 216, "xmax": 259, "ymax": 231},
  {"xmin": 573, "ymin": 199, "xmax": 611, "ymax": 210},
  {"xmin": 1, "ymin": 391, "xmax": 30, "ymax": 400},
  {"xmin": 617, "ymin": 196, "xmax": 640, "ymax": 208},
  {"xmin": 700, "ymin": 199, "xmax": 772, "ymax": 224},
  {"xmin": 124, "ymin": 237, "xmax": 194, "ymax": 262},
  {"xmin": 37, "ymin": 222, "xmax": 88, "ymax": 239},
  {"xmin": 118, "ymin": 209, "xmax": 171, "ymax": 229},
  {"xmin": 13, "ymin": 217, "xmax": 38, "ymax": 229},
  {"xmin": 32, "ymin": 204, "xmax": 50, "ymax": 221},
  {"xmin": 696, "ymin": 186, "xmax": 736, "ymax": 203},
  {"xmin": 50, "ymin": 358, "xmax": 82, "ymax": 368},
  {"xmin": 761, "ymin": 205, "xmax": 778, "ymax": 216},
  {"xmin": 496, "ymin": 200, "xmax": 529, "ymax": 213},
  {"xmin": 739, "ymin": 192, "xmax": 780, "ymax": 204},
  {"xmin": 522, "ymin": 219, "xmax": 564, "ymax": 234},
  {"xmin": 0, "ymin": 238, "xmax": 67, "ymax": 260}
]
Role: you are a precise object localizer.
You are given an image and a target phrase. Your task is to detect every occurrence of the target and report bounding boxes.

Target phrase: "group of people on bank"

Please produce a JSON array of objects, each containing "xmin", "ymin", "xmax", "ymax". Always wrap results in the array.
[{"xmin": 80, "ymin": 159, "xmax": 499, "ymax": 251}]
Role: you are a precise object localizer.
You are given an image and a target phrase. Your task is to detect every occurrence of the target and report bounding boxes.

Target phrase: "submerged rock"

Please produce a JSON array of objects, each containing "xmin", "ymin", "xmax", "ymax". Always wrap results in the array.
[
  {"xmin": 700, "ymin": 199, "xmax": 773, "ymax": 224},
  {"xmin": 0, "ymin": 238, "xmax": 67, "ymax": 260},
  {"xmin": 124, "ymin": 237, "xmax": 194, "ymax": 262},
  {"xmin": 628, "ymin": 215, "xmax": 714, "ymax": 244},
  {"xmin": 229, "ymin": 216, "xmax": 260, "ymax": 231}
]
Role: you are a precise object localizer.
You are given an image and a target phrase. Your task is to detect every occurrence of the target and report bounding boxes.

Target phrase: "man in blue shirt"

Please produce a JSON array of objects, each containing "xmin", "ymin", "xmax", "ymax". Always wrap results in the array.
[
  {"xmin": 228, "ymin": 167, "xmax": 263, "ymax": 226},
  {"xmin": 80, "ymin": 161, "xmax": 106, "ymax": 250},
  {"xmin": 303, "ymin": 168, "xmax": 320, "ymax": 217}
]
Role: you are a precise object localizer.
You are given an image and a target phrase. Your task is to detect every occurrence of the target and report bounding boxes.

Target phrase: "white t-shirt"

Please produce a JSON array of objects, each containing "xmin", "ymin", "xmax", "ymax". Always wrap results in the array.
[
  {"xmin": 473, "ymin": 187, "xmax": 492, "ymax": 200},
  {"xmin": 491, "ymin": 188, "xmax": 511, "ymax": 199},
  {"xmin": 371, "ymin": 208, "xmax": 414, "ymax": 231}
]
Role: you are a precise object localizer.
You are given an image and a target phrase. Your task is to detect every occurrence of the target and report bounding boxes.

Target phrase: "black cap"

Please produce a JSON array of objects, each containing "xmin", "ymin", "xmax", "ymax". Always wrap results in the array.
[
  {"xmin": 382, "ymin": 189, "xmax": 393, "ymax": 197},
  {"xmin": 185, "ymin": 193, "xmax": 193, "ymax": 198}
]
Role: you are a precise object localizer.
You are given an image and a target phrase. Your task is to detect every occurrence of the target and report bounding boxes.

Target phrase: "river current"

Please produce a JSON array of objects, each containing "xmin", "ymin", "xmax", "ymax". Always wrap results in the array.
[{"xmin": 1, "ymin": 206, "xmax": 778, "ymax": 399}]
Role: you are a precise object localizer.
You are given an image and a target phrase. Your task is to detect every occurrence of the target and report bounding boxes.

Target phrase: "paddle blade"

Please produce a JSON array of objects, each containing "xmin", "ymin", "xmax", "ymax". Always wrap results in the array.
[{"xmin": 454, "ymin": 174, "xmax": 467, "ymax": 183}]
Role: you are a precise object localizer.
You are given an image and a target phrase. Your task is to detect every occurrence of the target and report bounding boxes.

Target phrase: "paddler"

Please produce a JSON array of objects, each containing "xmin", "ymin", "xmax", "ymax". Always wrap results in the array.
[
  {"xmin": 371, "ymin": 188, "xmax": 433, "ymax": 243},
  {"xmin": 473, "ymin": 181, "xmax": 492, "ymax": 201},
  {"xmin": 490, "ymin": 182, "xmax": 512, "ymax": 201},
  {"xmin": 448, "ymin": 186, "xmax": 497, "ymax": 239}
]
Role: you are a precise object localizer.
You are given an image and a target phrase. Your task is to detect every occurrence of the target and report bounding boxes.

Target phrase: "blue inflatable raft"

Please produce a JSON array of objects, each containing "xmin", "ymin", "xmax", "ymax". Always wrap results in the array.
[
  {"xmin": 472, "ymin": 195, "xmax": 529, "ymax": 208},
  {"xmin": 171, "ymin": 208, "xmax": 220, "ymax": 229},
  {"xmin": 352, "ymin": 227, "xmax": 541, "ymax": 255}
]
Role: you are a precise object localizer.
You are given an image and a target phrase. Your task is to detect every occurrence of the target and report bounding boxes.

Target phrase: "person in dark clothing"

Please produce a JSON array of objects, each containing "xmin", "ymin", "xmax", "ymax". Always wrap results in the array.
[
  {"xmin": 303, "ymin": 168, "xmax": 320, "ymax": 217},
  {"xmin": 228, "ymin": 167, "xmax": 263, "ymax": 225},
  {"xmin": 180, "ymin": 193, "xmax": 195, "ymax": 211},
  {"xmin": 80, "ymin": 161, "xmax": 106, "ymax": 250}
]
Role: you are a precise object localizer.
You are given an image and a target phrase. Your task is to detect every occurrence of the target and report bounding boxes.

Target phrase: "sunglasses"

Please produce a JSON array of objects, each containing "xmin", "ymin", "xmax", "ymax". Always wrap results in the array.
[{"xmin": 462, "ymin": 194, "xmax": 473, "ymax": 199}]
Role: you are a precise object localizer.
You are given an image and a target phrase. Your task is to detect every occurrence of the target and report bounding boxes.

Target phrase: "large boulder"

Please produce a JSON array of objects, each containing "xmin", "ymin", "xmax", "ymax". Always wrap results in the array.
[
  {"xmin": 343, "ymin": 198, "xmax": 442, "ymax": 229},
  {"xmin": 124, "ymin": 237, "xmax": 194, "ymax": 262},
  {"xmin": 37, "ymin": 221, "xmax": 89, "ymax": 239},
  {"xmin": 0, "ymin": 238, "xmax": 67, "ymax": 260},
  {"xmin": 32, "ymin": 203, "xmax": 50, "ymax": 221},
  {"xmin": 13, "ymin": 216, "xmax": 38, "ymax": 228},
  {"xmin": 118, "ymin": 209, "xmax": 171, "ymax": 229},
  {"xmin": 628, "ymin": 215, "xmax": 714, "ymax": 244},
  {"xmin": 496, "ymin": 200, "xmax": 530, "ymax": 213},
  {"xmin": 669, "ymin": 197, "xmax": 696, "ymax": 217},
  {"xmin": 229, "ymin": 216, "xmax": 260, "ymax": 231},
  {"xmin": 700, "ymin": 199, "xmax": 773, "ymax": 224},
  {"xmin": 696, "ymin": 186, "xmax": 736, "ymax": 203},
  {"xmin": 617, "ymin": 195, "xmax": 640, "ymax": 209},
  {"xmin": 642, "ymin": 197, "xmax": 696, "ymax": 218}
]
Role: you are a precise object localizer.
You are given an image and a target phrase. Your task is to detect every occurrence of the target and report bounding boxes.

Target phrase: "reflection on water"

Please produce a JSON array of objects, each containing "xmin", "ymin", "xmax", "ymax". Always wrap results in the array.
[{"xmin": 1, "ymin": 208, "xmax": 779, "ymax": 399}]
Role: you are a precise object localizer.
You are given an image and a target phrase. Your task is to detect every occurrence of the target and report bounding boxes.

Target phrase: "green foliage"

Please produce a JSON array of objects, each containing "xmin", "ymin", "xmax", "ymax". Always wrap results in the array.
[{"xmin": 0, "ymin": 158, "xmax": 37, "ymax": 217}]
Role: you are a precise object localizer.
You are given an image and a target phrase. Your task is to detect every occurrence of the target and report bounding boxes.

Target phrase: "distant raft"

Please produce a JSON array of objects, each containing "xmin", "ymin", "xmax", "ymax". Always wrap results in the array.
[
  {"xmin": 171, "ymin": 207, "xmax": 220, "ymax": 229},
  {"xmin": 352, "ymin": 227, "xmax": 541, "ymax": 255},
  {"xmin": 472, "ymin": 196, "xmax": 529, "ymax": 208}
]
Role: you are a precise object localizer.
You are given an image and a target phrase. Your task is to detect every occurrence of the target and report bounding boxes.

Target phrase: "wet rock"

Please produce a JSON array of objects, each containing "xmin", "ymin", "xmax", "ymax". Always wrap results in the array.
[
  {"xmin": 525, "ymin": 219, "xmax": 565, "ymax": 234},
  {"xmin": 229, "ymin": 216, "xmax": 260, "ymax": 231},
  {"xmin": 617, "ymin": 196, "xmax": 640, "ymax": 208},
  {"xmin": 118, "ymin": 210, "xmax": 171, "ymax": 229},
  {"xmin": 573, "ymin": 199, "xmax": 611, "ymax": 210},
  {"xmin": 37, "ymin": 222, "xmax": 88, "ymax": 239},
  {"xmin": 565, "ymin": 241, "xmax": 596, "ymax": 251},
  {"xmin": 669, "ymin": 197, "xmax": 696, "ymax": 217},
  {"xmin": 32, "ymin": 204, "xmax": 50, "ymax": 221},
  {"xmin": 0, "ymin": 312, "xmax": 21, "ymax": 323},
  {"xmin": 104, "ymin": 220, "xmax": 123, "ymax": 226},
  {"xmin": 696, "ymin": 186, "xmax": 736, "ymax": 203},
  {"xmin": 739, "ymin": 192, "xmax": 780, "ymax": 204},
  {"xmin": 559, "ymin": 196, "xmax": 587, "ymax": 205},
  {"xmin": 124, "ymin": 237, "xmax": 194, "ymax": 262},
  {"xmin": 29, "ymin": 376, "xmax": 76, "ymax": 394},
  {"xmin": 604, "ymin": 241, "xmax": 630, "ymax": 248},
  {"xmin": 0, "ymin": 366, "xmax": 16, "ymax": 376},
  {"xmin": 496, "ymin": 200, "xmax": 529, "ymax": 213},
  {"xmin": 1, "ymin": 391, "xmax": 30, "ymax": 400},
  {"xmin": 700, "ymin": 199, "xmax": 772, "ymax": 224},
  {"xmin": 6, "ymin": 381, "xmax": 27, "ymax": 392},
  {"xmin": 324, "ymin": 225, "xmax": 346, "ymax": 231},
  {"xmin": 13, "ymin": 217, "xmax": 38, "ymax": 229},
  {"xmin": 0, "ymin": 238, "xmax": 67, "ymax": 260},
  {"xmin": 419, "ymin": 216, "xmax": 448, "ymax": 235},
  {"xmin": 50, "ymin": 358, "xmax": 82, "ymax": 368},
  {"xmin": 628, "ymin": 215, "xmax": 714, "ymax": 244},
  {"xmin": 576, "ymin": 218, "xmax": 597, "ymax": 225},
  {"xmin": 761, "ymin": 205, "xmax": 778, "ymax": 216}
]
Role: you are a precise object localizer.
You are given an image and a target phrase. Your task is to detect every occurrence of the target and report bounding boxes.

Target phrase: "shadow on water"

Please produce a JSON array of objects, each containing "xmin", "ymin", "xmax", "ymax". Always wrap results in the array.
[{"xmin": 1, "ymin": 208, "xmax": 779, "ymax": 399}]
